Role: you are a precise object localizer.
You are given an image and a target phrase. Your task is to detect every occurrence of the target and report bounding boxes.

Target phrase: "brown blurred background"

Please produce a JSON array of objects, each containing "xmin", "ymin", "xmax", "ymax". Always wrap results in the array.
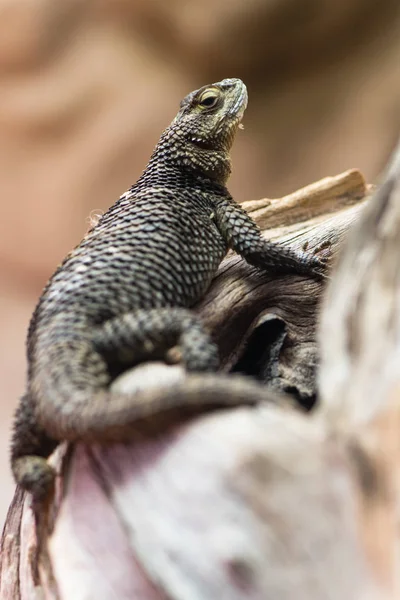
[{"xmin": 1, "ymin": 0, "xmax": 400, "ymax": 522}]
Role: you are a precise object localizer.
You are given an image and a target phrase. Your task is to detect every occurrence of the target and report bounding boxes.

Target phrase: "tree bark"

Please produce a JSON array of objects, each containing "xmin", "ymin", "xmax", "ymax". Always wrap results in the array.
[{"xmin": 3, "ymin": 165, "xmax": 399, "ymax": 600}]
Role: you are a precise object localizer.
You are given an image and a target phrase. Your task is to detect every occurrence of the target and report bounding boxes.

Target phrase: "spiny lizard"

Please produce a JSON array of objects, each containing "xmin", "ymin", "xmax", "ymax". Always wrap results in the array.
[{"xmin": 11, "ymin": 78, "xmax": 325, "ymax": 499}]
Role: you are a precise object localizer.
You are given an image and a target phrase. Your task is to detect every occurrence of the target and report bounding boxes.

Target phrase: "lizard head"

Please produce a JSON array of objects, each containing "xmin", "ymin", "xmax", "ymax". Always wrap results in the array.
[{"xmin": 157, "ymin": 78, "xmax": 248, "ymax": 185}]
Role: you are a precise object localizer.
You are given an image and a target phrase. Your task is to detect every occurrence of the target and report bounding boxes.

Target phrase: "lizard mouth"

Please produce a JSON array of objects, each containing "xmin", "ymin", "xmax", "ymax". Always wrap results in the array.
[{"xmin": 231, "ymin": 84, "xmax": 248, "ymax": 122}]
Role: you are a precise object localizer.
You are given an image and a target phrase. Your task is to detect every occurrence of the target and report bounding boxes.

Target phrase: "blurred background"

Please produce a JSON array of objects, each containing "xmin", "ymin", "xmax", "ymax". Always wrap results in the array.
[{"xmin": 1, "ymin": 0, "xmax": 400, "ymax": 523}]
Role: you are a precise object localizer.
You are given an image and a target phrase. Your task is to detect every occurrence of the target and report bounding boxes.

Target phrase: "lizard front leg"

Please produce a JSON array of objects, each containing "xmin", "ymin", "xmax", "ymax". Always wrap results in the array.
[{"xmin": 214, "ymin": 196, "xmax": 326, "ymax": 279}]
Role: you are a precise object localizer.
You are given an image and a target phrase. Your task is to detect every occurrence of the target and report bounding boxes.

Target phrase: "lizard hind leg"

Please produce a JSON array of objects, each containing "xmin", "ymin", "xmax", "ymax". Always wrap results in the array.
[
  {"xmin": 92, "ymin": 308, "xmax": 219, "ymax": 373},
  {"xmin": 11, "ymin": 308, "xmax": 219, "ymax": 493},
  {"xmin": 11, "ymin": 392, "xmax": 58, "ymax": 500}
]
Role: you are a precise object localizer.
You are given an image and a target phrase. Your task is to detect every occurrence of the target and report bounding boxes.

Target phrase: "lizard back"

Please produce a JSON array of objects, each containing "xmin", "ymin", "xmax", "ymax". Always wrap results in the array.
[{"xmin": 32, "ymin": 178, "xmax": 228, "ymax": 330}]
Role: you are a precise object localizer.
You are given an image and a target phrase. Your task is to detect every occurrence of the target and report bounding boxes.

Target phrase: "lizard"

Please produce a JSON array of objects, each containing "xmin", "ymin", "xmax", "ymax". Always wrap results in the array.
[{"xmin": 11, "ymin": 78, "xmax": 326, "ymax": 500}]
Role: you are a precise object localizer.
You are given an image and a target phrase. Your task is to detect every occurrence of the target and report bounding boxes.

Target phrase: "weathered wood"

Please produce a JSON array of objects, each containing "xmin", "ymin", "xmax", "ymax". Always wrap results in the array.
[
  {"xmin": 5, "ymin": 167, "xmax": 396, "ymax": 600},
  {"xmin": 196, "ymin": 170, "xmax": 368, "ymax": 400},
  {"xmin": 318, "ymin": 149, "xmax": 400, "ymax": 598},
  {"xmin": 241, "ymin": 168, "xmax": 368, "ymax": 228}
]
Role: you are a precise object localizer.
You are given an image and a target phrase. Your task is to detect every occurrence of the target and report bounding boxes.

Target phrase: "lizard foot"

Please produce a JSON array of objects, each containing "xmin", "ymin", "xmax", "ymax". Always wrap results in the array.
[
  {"xmin": 180, "ymin": 327, "xmax": 220, "ymax": 372},
  {"xmin": 12, "ymin": 456, "xmax": 56, "ymax": 501}
]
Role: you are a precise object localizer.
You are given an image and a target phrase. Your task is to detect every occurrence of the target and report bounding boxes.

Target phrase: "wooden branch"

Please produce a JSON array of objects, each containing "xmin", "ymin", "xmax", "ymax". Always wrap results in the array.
[
  {"xmin": 318, "ymin": 149, "xmax": 400, "ymax": 597},
  {"xmin": 2, "ymin": 168, "xmax": 386, "ymax": 600},
  {"xmin": 242, "ymin": 168, "xmax": 369, "ymax": 229}
]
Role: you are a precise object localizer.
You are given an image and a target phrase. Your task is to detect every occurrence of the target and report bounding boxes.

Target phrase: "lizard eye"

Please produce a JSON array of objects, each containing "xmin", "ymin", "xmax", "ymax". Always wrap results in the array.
[{"xmin": 198, "ymin": 88, "xmax": 220, "ymax": 109}]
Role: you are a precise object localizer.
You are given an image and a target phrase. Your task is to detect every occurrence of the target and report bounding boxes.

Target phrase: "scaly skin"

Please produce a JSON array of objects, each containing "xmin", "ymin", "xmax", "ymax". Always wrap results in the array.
[{"xmin": 11, "ymin": 78, "xmax": 325, "ymax": 499}]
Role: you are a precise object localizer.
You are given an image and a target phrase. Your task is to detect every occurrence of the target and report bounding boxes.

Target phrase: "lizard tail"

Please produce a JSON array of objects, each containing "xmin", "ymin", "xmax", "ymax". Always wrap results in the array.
[
  {"xmin": 33, "ymin": 322, "xmax": 285, "ymax": 444},
  {"xmin": 36, "ymin": 373, "xmax": 283, "ymax": 444}
]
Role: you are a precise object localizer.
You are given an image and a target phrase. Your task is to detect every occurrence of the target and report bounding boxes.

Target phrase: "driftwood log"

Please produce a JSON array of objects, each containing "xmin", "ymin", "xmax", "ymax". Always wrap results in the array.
[{"xmin": 1, "ymin": 161, "xmax": 399, "ymax": 599}]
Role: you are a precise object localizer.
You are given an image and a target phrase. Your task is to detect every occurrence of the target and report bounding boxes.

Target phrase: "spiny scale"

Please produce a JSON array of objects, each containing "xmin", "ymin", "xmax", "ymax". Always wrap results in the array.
[{"xmin": 11, "ymin": 78, "xmax": 325, "ymax": 499}]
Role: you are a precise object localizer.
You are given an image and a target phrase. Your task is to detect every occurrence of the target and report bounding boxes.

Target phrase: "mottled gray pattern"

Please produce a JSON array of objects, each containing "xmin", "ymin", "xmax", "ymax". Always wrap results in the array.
[{"xmin": 11, "ymin": 78, "xmax": 324, "ymax": 499}]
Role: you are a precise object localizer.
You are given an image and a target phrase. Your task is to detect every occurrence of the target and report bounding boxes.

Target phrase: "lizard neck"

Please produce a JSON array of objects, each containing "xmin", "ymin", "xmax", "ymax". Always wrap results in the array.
[{"xmin": 138, "ymin": 126, "xmax": 232, "ymax": 189}]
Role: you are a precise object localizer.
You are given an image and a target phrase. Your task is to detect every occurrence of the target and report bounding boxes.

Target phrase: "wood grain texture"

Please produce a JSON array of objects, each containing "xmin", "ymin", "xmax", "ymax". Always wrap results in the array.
[{"xmin": 3, "ymin": 166, "xmax": 398, "ymax": 600}]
